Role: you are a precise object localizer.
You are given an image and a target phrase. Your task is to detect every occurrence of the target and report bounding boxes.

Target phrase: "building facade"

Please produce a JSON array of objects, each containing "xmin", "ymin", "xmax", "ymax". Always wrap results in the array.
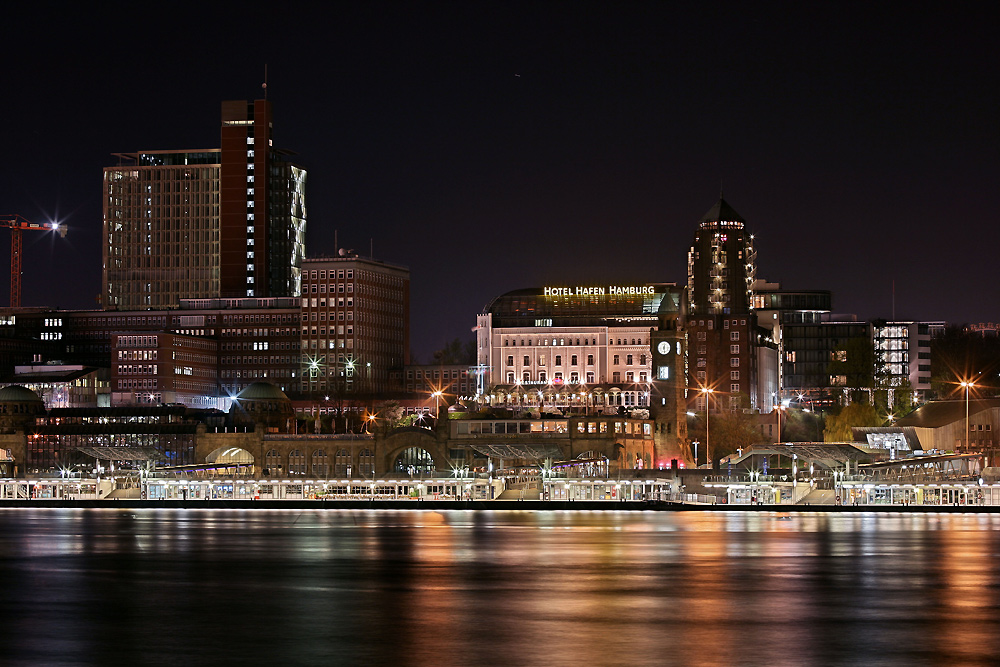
[
  {"xmin": 684, "ymin": 197, "xmax": 775, "ymax": 411},
  {"xmin": 476, "ymin": 284, "xmax": 680, "ymax": 408},
  {"xmin": 103, "ymin": 99, "xmax": 306, "ymax": 309},
  {"xmin": 298, "ymin": 255, "xmax": 410, "ymax": 397},
  {"xmin": 872, "ymin": 321, "xmax": 944, "ymax": 399}
]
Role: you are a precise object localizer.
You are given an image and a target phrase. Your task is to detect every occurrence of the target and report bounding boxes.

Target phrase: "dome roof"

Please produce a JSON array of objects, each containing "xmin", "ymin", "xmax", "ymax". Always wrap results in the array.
[
  {"xmin": 236, "ymin": 382, "xmax": 290, "ymax": 402},
  {"xmin": 0, "ymin": 385, "xmax": 43, "ymax": 403}
]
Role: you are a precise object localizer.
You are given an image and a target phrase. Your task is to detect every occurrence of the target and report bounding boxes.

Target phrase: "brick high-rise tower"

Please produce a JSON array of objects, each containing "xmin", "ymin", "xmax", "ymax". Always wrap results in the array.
[{"xmin": 103, "ymin": 99, "xmax": 306, "ymax": 309}]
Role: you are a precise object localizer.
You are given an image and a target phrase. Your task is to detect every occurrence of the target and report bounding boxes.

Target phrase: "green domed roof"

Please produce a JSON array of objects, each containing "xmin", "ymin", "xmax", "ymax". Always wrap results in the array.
[
  {"xmin": 0, "ymin": 385, "xmax": 43, "ymax": 403},
  {"xmin": 236, "ymin": 382, "xmax": 290, "ymax": 402}
]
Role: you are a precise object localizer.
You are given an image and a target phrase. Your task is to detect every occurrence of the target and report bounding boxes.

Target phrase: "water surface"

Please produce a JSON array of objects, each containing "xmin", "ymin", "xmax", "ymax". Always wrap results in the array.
[{"xmin": 2, "ymin": 509, "xmax": 999, "ymax": 666}]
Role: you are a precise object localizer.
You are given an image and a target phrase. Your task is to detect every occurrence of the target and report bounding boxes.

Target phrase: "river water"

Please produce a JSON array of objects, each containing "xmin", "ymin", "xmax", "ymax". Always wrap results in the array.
[{"xmin": 2, "ymin": 509, "xmax": 1000, "ymax": 666}]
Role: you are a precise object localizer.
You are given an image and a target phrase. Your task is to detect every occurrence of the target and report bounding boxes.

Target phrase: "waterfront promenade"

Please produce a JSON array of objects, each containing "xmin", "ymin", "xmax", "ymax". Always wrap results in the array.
[
  {"xmin": 2, "ymin": 497, "xmax": 998, "ymax": 512},
  {"xmin": 4, "ymin": 474, "xmax": 998, "ymax": 510}
]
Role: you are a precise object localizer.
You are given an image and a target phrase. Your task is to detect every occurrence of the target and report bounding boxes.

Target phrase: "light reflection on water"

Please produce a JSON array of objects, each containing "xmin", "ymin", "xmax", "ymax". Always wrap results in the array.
[{"xmin": 2, "ymin": 509, "xmax": 1000, "ymax": 666}]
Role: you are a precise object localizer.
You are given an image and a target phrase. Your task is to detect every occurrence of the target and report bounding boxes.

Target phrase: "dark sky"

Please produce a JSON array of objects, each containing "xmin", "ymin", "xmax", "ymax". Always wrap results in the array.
[{"xmin": 4, "ymin": 3, "xmax": 998, "ymax": 360}]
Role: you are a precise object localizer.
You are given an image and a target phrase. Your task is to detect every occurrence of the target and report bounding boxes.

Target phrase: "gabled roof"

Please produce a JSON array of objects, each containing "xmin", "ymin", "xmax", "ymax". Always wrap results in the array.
[
  {"xmin": 896, "ymin": 399, "xmax": 1000, "ymax": 429},
  {"xmin": 699, "ymin": 197, "xmax": 745, "ymax": 224}
]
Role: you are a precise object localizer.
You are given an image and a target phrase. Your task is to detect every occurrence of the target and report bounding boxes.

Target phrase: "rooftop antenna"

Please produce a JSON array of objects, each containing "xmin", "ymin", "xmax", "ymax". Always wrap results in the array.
[
  {"xmin": 262, "ymin": 64, "xmax": 268, "ymax": 99},
  {"xmin": 892, "ymin": 279, "xmax": 895, "ymax": 321},
  {"xmin": 334, "ymin": 229, "xmax": 338, "ymax": 255},
  {"xmin": 370, "ymin": 238, "xmax": 374, "ymax": 259}
]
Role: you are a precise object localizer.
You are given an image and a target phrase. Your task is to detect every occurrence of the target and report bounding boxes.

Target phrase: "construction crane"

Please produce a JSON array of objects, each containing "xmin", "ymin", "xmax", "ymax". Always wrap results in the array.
[{"xmin": 1, "ymin": 214, "xmax": 66, "ymax": 308}]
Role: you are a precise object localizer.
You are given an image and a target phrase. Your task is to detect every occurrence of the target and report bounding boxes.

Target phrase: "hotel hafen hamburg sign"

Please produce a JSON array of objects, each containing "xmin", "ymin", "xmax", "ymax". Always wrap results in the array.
[{"xmin": 543, "ymin": 285, "xmax": 656, "ymax": 296}]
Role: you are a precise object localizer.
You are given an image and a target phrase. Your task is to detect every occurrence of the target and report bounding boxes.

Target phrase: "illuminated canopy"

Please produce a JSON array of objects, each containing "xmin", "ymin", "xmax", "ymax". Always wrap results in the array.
[{"xmin": 75, "ymin": 446, "xmax": 162, "ymax": 461}]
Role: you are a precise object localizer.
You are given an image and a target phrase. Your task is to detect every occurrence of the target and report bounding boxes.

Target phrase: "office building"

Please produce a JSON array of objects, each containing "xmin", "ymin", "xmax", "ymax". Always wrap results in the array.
[
  {"xmin": 299, "ymin": 254, "xmax": 410, "ymax": 396},
  {"xmin": 103, "ymin": 99, "xmax": 306, "ymax": 309}
]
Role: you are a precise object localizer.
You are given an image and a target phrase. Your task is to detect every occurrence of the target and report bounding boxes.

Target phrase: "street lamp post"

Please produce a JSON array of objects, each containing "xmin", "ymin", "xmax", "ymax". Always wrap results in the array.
[
  {"xmin": 432, "ymin": 390, "xmax": 443, "ymax": 420},
  {"xmin": 700, "ymin": 388, "xmax": 714, "ymax": 468},
  {"xmin": 686, "ymin": 411, "xmax": 698, "ymax": 466},
  {"xmin": 960, "ymin": 380, "xmax": 976, "ymax": 451}
]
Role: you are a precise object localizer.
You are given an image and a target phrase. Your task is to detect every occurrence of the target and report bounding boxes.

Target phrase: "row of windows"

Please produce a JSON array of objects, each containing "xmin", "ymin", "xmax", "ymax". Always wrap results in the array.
[
  {"xmin": 305, "ymin": 270, "xmax": 354, "ymax": 280},
  {"xmin": 506, "ymin": 353, "xmax": 652, "ymax": 367},
  {"xmin": 118, "ymin": 350, "xmax": 157, "ymax": 361},
  {"xmin": 407, "ymin": 369, "xmax": 469, "ymax": 380},
  {"xmin": 306, "ymin": 284, "xmax": 355, "ymax": 294},
  {"xmin": 304, "ymin": 312, "xmax": 354, "ymax": 322},
  {"xmin": 303, "ymin": 297, "xmax": 354, "ymax": 309},
  {"xmin": 502, "ymin": 337, "xmax": 647, "ymax": 347},
  {"xmin": 693, "ymin": 318, "xmax": 748, "ymax": 329},
  {"xmin": 504, "ymin": 371, "xmax": 650, "ymax": 384}
]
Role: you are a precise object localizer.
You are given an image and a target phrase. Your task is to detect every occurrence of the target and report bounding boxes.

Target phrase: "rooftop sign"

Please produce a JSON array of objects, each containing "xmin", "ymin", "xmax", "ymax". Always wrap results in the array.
[{"xmin": 543, "ymin": 285, "xmax": 656, "ymax": 297}]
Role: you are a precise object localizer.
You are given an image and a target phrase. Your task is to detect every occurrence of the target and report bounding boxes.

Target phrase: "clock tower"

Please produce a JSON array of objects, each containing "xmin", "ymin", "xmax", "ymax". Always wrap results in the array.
[{"xmin": 649, "ymin": 287, "xmax": 689, "ymax": 467}]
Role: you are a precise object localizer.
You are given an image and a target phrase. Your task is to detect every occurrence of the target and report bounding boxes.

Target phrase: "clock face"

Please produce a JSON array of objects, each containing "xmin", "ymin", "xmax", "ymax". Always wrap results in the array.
[{"xmin": 657, "ymin": 341, "xmax": 670, "ymax": 355}]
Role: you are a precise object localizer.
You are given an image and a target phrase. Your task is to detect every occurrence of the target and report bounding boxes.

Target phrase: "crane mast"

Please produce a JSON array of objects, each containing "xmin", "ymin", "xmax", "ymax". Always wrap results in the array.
[{"xmin": 1, "ymin": 214, "xmax": 66, "ymax": 308}]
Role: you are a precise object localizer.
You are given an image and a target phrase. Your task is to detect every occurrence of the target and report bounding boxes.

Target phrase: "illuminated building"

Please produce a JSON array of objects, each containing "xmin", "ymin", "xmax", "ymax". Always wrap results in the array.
[
  {"xmin": 0, "ymin": 299, "xmax": 301, "ymax": 408},
  {"xmin": 298, "ymin": 254, "xmax": 409, "ymax": 396},
  {"xmin": 103, "ymin": 99, "xmax": 306, "ymax": 309},
  {"xmin": 854, "ymin": 398, "xmax": 1000, "ymax": 456},
  {"xmin": 476, "ymin": 284, "xmax": 676, "ymax": 405},
  {"xmin": 396, "ymin": 364, "xmax": 478, "ymax": 400},
  {"xmin": 111, "ymin": 332, "xmax": 219, "ymax": 408},
  {"xmin": 1, "ymin": 364, "xmax": 108, "ymax": 409},
  {"xmin": 752, "ymin": 280, "xmax": 832, "ymax": 403},
  {"xmin": 475, "ymin": 284, "xmax": 689, "ymax": 464},
  {"xmin": 687, "ymin": 196, "xmax": 756, "ymax": 316},
  {"xmin": 685, "ymin": 197, "xmax": 776, "ymax": 411},
  {"xmin": 872, "ymin": 321, "xmax": 944, "ymax": 399}
]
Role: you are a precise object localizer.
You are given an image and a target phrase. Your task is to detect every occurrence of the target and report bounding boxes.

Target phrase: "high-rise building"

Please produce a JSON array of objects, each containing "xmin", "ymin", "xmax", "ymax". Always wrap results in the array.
[
  {"xmin": 684, "ymin": 198, "xmax": 775, "ymax": 411},
  {"xmin": 103, "ymin": 99, "xmax": 306, "ymax": 310},
  {"xmin": 687, "ymin": 197, "xmax": 756, "ymax": 316}
]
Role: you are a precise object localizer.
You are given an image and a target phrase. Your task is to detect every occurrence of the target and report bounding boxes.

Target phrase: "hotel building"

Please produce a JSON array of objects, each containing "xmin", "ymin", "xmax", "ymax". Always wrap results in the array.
[{"xmin": 476, "ymin": 284, "xmax": 679, "ymax": 409}]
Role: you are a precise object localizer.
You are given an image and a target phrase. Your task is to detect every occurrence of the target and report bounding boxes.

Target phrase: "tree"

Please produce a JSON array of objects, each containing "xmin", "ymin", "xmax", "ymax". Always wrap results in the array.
[
  {"xmin": 779, "ymin": 409, "xmax": 825, "ymax": 443},
  {"xmin": 827, "ymin": 337, "xmax": 877, "ymax": 403},
  {"xmin": 432, "ymin": 337, "xmax": 476, "ymax": 365},
  {"xmin": 692, "ymin": 394, "xmax": 766, "ymax": 463},
  {"xmin": 823, "ymin": 402, "xmax": 880, "ymax": 442},
  {"xmin": 373, "ymin": 400, "xmax": 405, "ymax": 434},
  {"xmin": 930, "ymin": 325, "xmax": 1000, "ymax": 398}
]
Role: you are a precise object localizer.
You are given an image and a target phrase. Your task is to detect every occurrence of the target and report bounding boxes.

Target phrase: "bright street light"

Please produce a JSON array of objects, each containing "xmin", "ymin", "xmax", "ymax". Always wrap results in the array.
[
  {"xmin": 960, "ymin": 380, "xmax": 976, "ymax": 451},
  {"xmin": 700, "ymin": 387, "xmax": 714, "ymax": 467}
]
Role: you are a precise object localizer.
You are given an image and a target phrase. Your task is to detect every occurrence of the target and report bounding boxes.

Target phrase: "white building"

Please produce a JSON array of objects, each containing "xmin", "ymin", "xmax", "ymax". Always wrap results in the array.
[{"xmin": 476, "ymin": 284, "xmax": 681, "ymax": 409}]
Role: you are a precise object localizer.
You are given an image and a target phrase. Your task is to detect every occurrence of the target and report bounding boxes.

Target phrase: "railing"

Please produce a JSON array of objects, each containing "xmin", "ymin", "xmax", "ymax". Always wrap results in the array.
[
  {"xmin": 262, "ymin": 433, "xmax": 373, "ymax": 441},
  {"xmin": 647, "ymin": 491, "xmax": 717, "ymax": 504}
]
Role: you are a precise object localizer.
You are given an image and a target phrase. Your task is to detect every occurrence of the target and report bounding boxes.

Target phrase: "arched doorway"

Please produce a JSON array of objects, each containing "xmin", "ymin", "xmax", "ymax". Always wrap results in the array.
[
  {"xmin": 576, "ymin": 450, "xmax": 608, "ymax": 477},
  {"xmin": 394, "ymin": 447, "xmax": 435, "ymax": 475},
  {"xmin": 205, "ymin": 446, "xmax": 254, "ymax": 477}
]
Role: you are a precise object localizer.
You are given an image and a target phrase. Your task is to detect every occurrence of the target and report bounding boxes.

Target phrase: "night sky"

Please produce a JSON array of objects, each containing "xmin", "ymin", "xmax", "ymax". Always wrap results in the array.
[{"xmin": 4, "ymin": 3, "xmax": 997, "ymax": 360}]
